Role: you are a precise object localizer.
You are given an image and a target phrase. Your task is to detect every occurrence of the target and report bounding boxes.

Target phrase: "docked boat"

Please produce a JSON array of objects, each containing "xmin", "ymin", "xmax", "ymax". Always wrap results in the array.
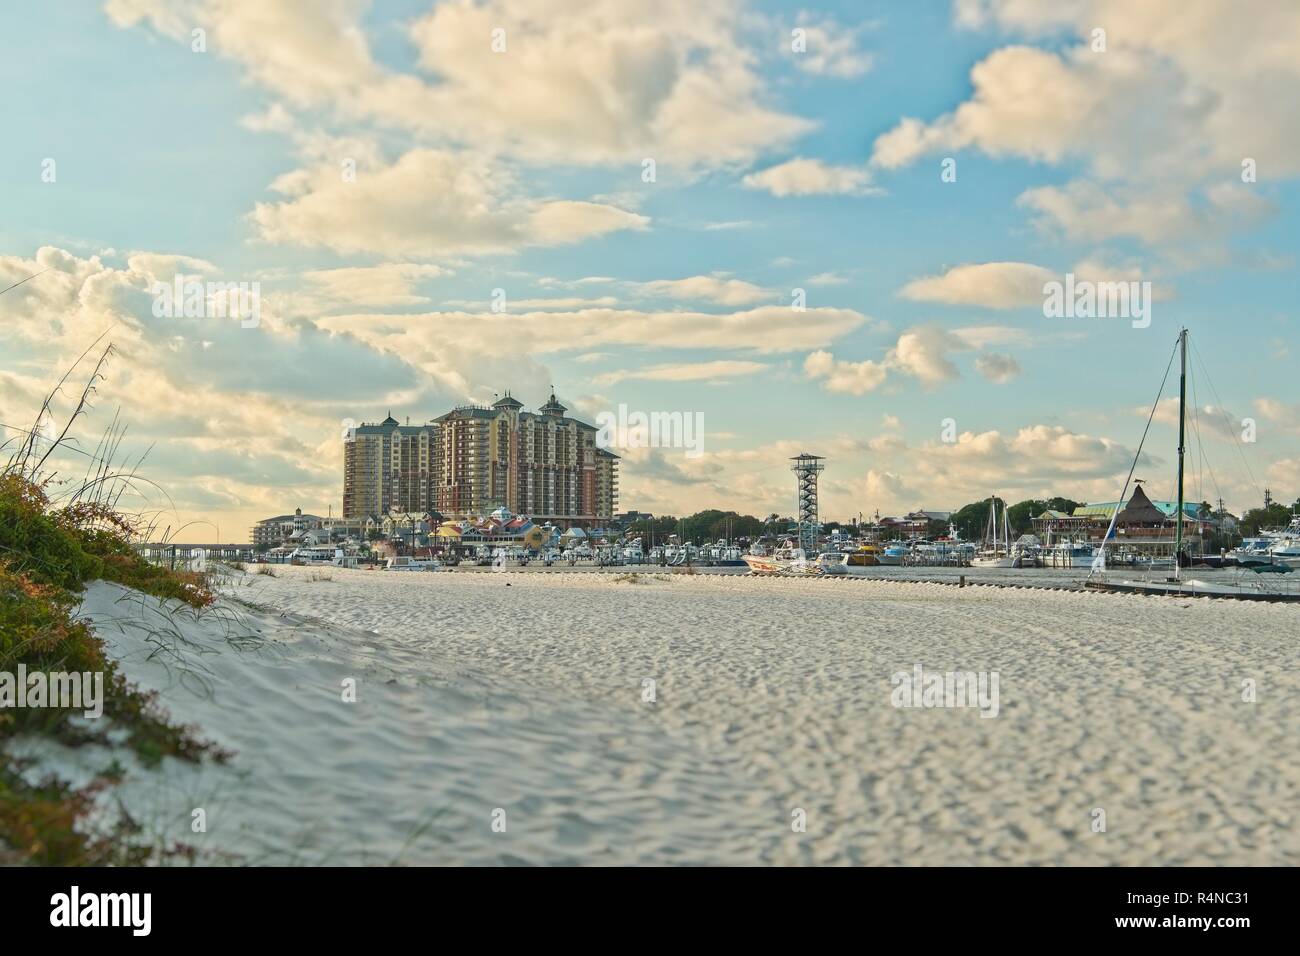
[
  {"xmin": 971, "ymin": 497, "xmax": 1016, "ymax": 568},
  {"xmin": 1269, "ymin": 519, "xmax": 1300, "ymax": 568},
  {"xmin": 1042, "ymin": 540, "xmax": 1098, "ymax": 568},
  {"xmin": 742, "ymin": 545, "xmax": 820, "ymax": 575},
  {"xmin": 845, "ymin": 544, "xmax": 882, "ymax": 566},
  {"xmin": 876, "ymin": 543, "xmax": 909, "ymax": 566},
  {"xmin": 383, "ymin": 555, "xmax": 441, "ymax": 571},
  {"xmin": 814, "ymin": 551, "xmax": 851, "ymax": 575},
  {"xmin": 289, "ymin": 546, "xmax": 358, "ymax": 568},
  {"xmin": 1088, "ymin": 329, "xmax": 1300, "ymax": 602}
]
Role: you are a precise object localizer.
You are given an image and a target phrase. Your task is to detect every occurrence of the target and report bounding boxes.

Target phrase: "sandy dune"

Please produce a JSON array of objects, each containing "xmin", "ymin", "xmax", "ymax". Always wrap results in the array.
[{"xmin": 75, "ymin": 567, "xmax": 1298, "ymax": 864}]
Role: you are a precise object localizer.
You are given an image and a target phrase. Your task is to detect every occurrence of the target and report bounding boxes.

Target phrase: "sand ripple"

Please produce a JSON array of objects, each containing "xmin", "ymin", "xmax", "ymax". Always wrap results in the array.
[{"xmin": 71, "ymin": 568, "xmax": 1300, "ymax": 864}]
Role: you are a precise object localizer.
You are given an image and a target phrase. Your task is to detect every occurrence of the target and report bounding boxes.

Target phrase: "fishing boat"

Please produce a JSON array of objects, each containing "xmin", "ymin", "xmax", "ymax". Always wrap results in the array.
[
  {"xmin": 742, "ymin": 545, "xmax": 821, "ymax": 575},
  {"xmin": 1087, "ymin": 329, "xmax": 1300, "ymax": 602},
  {"xmin": 1269, "ymin": 519, "xmax": 1300, "ymax": 568},
  {"xmin": 814, "ymin": 551, "xmax": 851, "ymax": 575},
  {"xmin": 876, "ymin": 543, "xmax": 909, "ymax": 566},
  {"xmin": 845, "ymin": 544, "xmax": 883, "ymax": 566},
  {"xmin": 1042, "ymin": 540, "xmax": 1098, "ymax": 568}
]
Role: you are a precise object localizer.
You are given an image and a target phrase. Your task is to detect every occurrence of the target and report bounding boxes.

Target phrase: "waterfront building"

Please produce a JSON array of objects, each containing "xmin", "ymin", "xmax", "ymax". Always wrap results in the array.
[
  {"xmin": 347, "ymin": 391, "xmax": 619, "ymax": 527},
  {"xmin": 342, "ymin": 414, "xmax": 438, "ymax": 519},
  {"xmin": 251, "ymin": 508, "xmax": 325, "ymax": 548},
  {"xmin": 1033, "ymin": 484, "xmax": 1215, "ymax": 555}
]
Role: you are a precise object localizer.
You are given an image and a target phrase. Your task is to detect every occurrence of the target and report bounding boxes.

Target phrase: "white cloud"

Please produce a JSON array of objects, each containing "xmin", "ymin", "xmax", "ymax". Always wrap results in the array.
[
  {"xmin": 887, "ymin": 327, "xmax": 960, "ymax": 386},
  {"xmin": 111, "ymin": 0, "xmax": 812, "ymax": 171},
  {"xmin": 808, "ymin": 272, "xmax": 850, "ymax": 286},
  {"xmin": 593, "ymin": 360, "xmax": 767, "ymax": 386},
  {"xmin": 788, "ymin": 20, "xmax": 873, "ymax": 78},
  {"xmin": 803, "ymin": 350, "xmax": 888, "ymax": 395},
  {"xmin": 442, "ymin": 296, "xmax": 619, "ymax": 310},
  {"xmin": 302, "ymin": 264, "xmax": 447, "ymax": 308},
  {"xmin": 635, "ymin": 275, "xmax": 775, "ymax": 306},
  {"xmin": 250, "ymin": 149, "xmax": 647, "ymax": 257},
  {"xmin": 948, "ymin": 325, "xmax": 1025, "ymax": 349},
  {"xmin": 806, "ymin": 326, "xmax": 1028, "ymax": 394},
  {"xmin": 871, "ymin": 2, "xmax": 1300, "ymax": 247},
  {"xmin": 974, "ymin": 352, "xmax": 1021, "ymax": 384},
  {"xmin": 742, "ymin": 158, "xmax": 879, "ymax": 197},
  {"xmin": 899, "ymin": 262, "xmax": 1054, "ymax": 309}
]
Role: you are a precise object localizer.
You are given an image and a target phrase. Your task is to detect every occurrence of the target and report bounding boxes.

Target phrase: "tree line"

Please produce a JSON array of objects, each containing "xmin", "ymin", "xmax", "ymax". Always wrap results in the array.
[{"xmin": 624, "ymin": 494, "xmax": 1298, "ymax": 546}]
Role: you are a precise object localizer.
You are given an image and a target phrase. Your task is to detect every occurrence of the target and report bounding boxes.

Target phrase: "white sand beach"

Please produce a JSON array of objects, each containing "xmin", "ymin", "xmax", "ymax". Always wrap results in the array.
[{"xmin": 65, "ymin": 567, "xmax": 1299, "ymax": 865}]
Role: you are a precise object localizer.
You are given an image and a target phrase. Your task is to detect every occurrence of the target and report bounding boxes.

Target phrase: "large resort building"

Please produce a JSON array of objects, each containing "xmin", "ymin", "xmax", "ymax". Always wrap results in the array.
[{"xmin": 342, "ymin": 391, "xmax": 618, "ymax": 527}]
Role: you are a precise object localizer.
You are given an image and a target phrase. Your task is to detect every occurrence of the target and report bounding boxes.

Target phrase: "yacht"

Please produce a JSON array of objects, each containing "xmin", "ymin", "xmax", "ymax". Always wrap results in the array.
[
  {"xmin": 742, "ymin": 545, "xmax": 820, "ymax": 575},
  {"xmin": 1042, "ymin": 540, "xmax": 1098, "ymax": 568},
  {"xmin": 289, "ymin": 546, "xmax": 358, "ymax": 568},
  {"xmin": 814, "ymin": 551, "xmax": 851, "ymax": 575},
  {"xmin": 383, "ymin": 555, "xmax": 441, "ymax": 571}
]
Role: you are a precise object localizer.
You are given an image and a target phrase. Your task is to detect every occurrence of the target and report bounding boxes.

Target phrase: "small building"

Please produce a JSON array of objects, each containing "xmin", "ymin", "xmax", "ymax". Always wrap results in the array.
[{"xmin": 251, "ymin": 508, "xmax": 324, "ymax": 548}]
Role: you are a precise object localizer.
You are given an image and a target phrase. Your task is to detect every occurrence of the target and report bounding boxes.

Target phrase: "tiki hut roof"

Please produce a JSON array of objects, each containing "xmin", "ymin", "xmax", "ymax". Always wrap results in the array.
[{"xmin": 1114, "ymin": 484, "xmax": 1169, "ymax": 525}]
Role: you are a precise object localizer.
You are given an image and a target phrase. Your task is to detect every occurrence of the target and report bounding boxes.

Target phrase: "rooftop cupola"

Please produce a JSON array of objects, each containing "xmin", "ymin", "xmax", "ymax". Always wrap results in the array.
[{"xmin": 540, "ymin": 390, "xmax": 567, "ymax": 417}]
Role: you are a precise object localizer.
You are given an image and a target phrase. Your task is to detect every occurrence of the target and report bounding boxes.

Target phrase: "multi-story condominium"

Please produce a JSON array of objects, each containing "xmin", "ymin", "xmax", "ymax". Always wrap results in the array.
[
  {"xmin": 342, "ymin": 414, "xmax": 439, "ymax": 519},
  {"xmin": 434, "ymin": 391, "xmax": 618, "ymax": 524},
  {"xmin": 345, "ymin": 392, "xmax": 618, "ymax": 526}
]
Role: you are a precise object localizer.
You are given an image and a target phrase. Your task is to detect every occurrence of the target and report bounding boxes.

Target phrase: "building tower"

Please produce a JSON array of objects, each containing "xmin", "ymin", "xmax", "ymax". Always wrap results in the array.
[{"xmin": 790, "ymin": 453, "xmax": 825, "ymax": 554}]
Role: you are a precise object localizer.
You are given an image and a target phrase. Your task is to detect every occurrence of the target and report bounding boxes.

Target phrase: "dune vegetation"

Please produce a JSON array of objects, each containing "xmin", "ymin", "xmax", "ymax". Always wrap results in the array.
[{"xmin": 0, "ymin": 344, "xmax": 224, "ymax": 864}]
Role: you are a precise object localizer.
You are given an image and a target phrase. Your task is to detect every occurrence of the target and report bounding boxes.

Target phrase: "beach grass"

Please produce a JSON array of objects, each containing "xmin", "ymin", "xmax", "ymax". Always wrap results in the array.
[{"xmin": 0, "ymin": 345, "xmax": 224, "ymax": 864}]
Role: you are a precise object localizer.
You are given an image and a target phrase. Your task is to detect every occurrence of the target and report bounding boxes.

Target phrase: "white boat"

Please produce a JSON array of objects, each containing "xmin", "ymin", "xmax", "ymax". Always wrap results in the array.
[
  {"xmin": 290, "ymin": 546, "xmax": 357, "ymax": 568},
  {"xmin": 1042, "ymin": 540, "xmax": 1097, "ymax": 568},
  {"xmin": 1267, "ymin": 518, "xmax": 1300, "ymax": 567},
  {"xmin": 383, "ymin": 555, "xmax": 441, "ymax": 571},
  {"xmin": 971, "ymin": 497, "xmax": 1016, "ymax": 567},
  {"xmin": 814, "ymin": 551, "xmax": 851, "ymax": 575},
  {"xmin": 1089, "ymin": 329, "xmax": 1300, "ymax": 603},
  {"xmin": 742, "ymin": 546, "xmax": 821, "ymax": 575}
]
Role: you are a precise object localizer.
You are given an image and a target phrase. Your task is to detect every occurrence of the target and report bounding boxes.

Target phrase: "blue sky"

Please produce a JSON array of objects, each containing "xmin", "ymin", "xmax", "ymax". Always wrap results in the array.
[{"xmin": 1, "ymin": 1, "xmax": 1296, "ymax": 540}]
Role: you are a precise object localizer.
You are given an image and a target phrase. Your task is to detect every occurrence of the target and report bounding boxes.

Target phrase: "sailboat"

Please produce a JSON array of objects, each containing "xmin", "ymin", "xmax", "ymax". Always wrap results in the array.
[
  {"xmin": 971, "ymin": 496, "xmax": 1017, "ymax": 568},
  {"xmin": 1086, "ymin": 328, "xmax": 1300, "ymax": 602}
]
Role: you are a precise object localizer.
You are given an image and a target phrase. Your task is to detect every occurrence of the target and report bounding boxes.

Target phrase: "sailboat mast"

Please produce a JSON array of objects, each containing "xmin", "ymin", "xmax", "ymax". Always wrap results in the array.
[{"xmin": 1175, "ymin": 328, "xmax": 1188, "ymax": 573}]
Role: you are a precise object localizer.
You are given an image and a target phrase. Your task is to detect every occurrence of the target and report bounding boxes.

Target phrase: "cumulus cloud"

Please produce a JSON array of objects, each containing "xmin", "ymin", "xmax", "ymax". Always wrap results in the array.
[
  {"xmin": 803, "ymin": 350, "xmax": 888, "ymax": 395},
  {"xmin": 974, "ymin": 352, "xmax": 1021, "ymax": 383},
  {"xmin": 899, "ymin": 262, "xmax": 1054, "ymax": 309},
  {"xmin": 111, "ymin": 0, "xmax": 812, "ymax": 170},
  {"xmin": 250, "ymin": 149, "xmax": 647, "ymax": 257},
  {"xmin": 871, "ymin": 2, "xmax": 1300, "ymax": 246},
  {"xmin": 0, "ymin": 245, "xmax": 420, "ymax": 535},
  {"xmin": 301, "ymin": 263, "xmax": 448, "ymax": 308},
  {"xmin": 634, "ymin": 275, "xmax": 775, "ymax": 306},
  {"xmin": 742, "ymin": 158, "xmax": 879, "ymax": 197},
  {"xmin": 787, "ymin": 19, "xmax": 873, "ymax": 78},
  {"xmin": 806, "ymin": 326, "xmax": 1029, "ymax": 394}
]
